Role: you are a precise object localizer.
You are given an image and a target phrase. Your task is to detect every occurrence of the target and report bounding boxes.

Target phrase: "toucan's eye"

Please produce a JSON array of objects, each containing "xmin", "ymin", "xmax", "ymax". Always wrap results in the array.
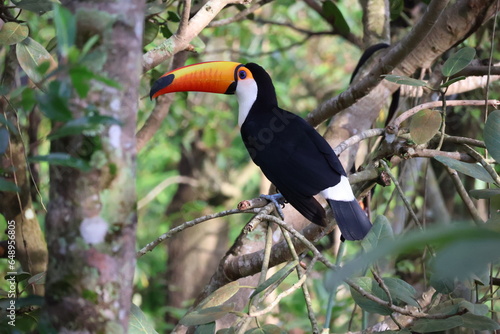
[{"xmin": 238, "ymin": 70, "xmax": 247, "ymax": 80}]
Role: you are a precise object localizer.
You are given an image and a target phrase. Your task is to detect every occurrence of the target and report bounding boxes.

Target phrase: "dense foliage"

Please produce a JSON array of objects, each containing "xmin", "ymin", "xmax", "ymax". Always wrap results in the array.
[{"xmin": 0, "ymin": 0, "xmax": 499, "ymax": 333}]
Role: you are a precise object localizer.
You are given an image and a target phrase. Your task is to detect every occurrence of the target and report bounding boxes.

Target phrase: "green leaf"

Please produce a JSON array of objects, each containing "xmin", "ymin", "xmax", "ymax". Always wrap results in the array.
[
  {"xmin": 484, "ymin": 110, "xmax": 500, "ymax": 163},
  {"xmin": 216, "ymin": 328, "xmax": 236, "ymax": 334},
  {"xmin": 431, "ymin": 239, "xmax": 500, "ymax": 281},
  {"xmin": 128, "ymin": 303, "xmax": 159, "ymax": 334},
  {"xmin": 442, "ymin": 47, "xmax": 476, "ymax": 77},
  {"xmin": 411, "ymin": 316, "xmax": 463, "ymax": 332},
  {"xmin": 461, "ymin": 313, "xmax": 500, "ymax": 331},
  {"xmin": 328, "ymin": 224, "xmax": 500, "ymax": 287},
  {"xmin": 434, "ymin": 155, "xmax": 496, "ymax": 184},
  {"xmin": 458, "ymin": 300, "xmax": 488, "ymax": 316},
  {"xmin": 382, "ymin": 277, "xmax": 418, "ymax": 307},
  {"xmin": 37, "ymin": 81, "xmax": 73, "ymax": 122},
  {"xmin": 322, "ymin": 1, "xmax": 350, "ymax": 35},
  {"xmin": 0, "ymin": 128, "xmax": 8, "ymax": 155},
  {"xmin": 410, "ymin": 109, "xmax": 442, "ymax": 144},
  {"xmin": 27, "ymin": 271, "xmax": 46, "ymax": 285},
  {"xmin": 0, "ymin": 114, "xmax": 19, "ymax": 135},
  {"xmin": 0, "ymin": 177, "xmax": 20, "ymax": 192},
  {"xmin": 389, "ymin": 0, "xmax": 404, "ymax": 21},
  {"xmin": 180, "ymin": 304, "xmax": 234, "ymax": 326},
  {"xmin": 469, "ymin": 188, "xmax": 500, "ymax": 199},
  {"xmin": 245, "ymin": 324, "xmax": 284, "ymax": 334},
  {"xmin": 361, "ymin": 215, "xmax": 394, "ymax": 252},
  {"xmin": 429, "ymin": 275, "xmax": 455, "ymax": 294},
  {"xmin": 48, "ymin": 115, "xmax": 122, "ymax": 140},
  {"xmin": 349, "ymin": 277, "xmax": 392, "ymax": 315},
  {"xmin": 143, "ymin": 20, "xmax": 159, "ymax": 47},
  {"xmin": 440, "ymin": 75, "xmax": 466, "ymax": 88},
  {"xmin": 195, "ymin": 322, "xmax": 216, "ymax": 334},
  {"xmin": 0, "ymin": 22, "xmax": 29, "ymax": 45},
  {"xmin": 383, "ymin": 75, "xmax": 428, "ymax": 87},
  {"xmin": 53, "ymin": 4, "xmax": 76, "ymax": 57},
  {"xmin": 12, "ymin": 0, "xmax": 54, "ymax": 12},
  {"xmin": 167, "ymin": 11, "xmax": 181, "ymax": 22},
  {"xmin": 197, "ymin": 281, "xmax": 240, "ymax": 310},
  {"xmin": 16, "ymin": 37, "xmax": 57, "ymax": 85},
  {"xmin": 29, "ymin": 153, "xmax": 91, "ymax": 172},
  {"xmin": 251, "ymin": 260, "xmax": 298, "ymax": 298}
]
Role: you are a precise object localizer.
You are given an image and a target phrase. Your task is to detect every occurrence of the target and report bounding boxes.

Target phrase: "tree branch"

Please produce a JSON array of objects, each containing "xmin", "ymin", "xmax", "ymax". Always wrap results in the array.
[{"xmin": 306, "ymin": 0, "xmax": 451, "ymax": 126}]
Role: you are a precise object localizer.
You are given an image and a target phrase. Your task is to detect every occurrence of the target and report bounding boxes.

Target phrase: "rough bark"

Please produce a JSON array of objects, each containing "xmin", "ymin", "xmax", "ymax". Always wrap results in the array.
[{"xmin": 42, "ymin": 1, "xmax": 144, "ymax": 332}]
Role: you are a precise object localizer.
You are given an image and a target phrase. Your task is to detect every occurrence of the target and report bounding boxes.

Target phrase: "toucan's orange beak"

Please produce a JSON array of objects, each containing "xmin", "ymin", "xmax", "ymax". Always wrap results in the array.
[{"xmin": 150, "ymin": 61, "xmax": 246, "ymax": 99}]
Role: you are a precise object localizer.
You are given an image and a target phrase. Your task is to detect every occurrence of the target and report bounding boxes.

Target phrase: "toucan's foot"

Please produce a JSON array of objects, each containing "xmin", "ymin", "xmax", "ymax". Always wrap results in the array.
[{"xmin": 260, "ymin": 193, "xmax": 286, "ymax": 219}]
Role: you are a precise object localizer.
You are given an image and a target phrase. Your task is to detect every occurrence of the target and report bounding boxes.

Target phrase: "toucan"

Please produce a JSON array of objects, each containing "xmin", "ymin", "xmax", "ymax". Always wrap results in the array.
[{"xmin": 150, "ymin": 61, "xmax": 372, "ymax": 240}]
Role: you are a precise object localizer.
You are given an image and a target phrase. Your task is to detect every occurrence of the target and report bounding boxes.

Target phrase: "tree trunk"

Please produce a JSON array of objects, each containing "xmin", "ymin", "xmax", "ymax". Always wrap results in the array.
[{"xmin": 42, "ymin": 1, "xmax": 144, "ymax": 331}]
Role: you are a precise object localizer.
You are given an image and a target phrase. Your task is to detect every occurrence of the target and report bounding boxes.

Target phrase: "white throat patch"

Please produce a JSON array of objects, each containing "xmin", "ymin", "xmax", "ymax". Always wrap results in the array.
[{"xmin": 235, "ymin": 79, "xmax": 258, "ymax": 127}]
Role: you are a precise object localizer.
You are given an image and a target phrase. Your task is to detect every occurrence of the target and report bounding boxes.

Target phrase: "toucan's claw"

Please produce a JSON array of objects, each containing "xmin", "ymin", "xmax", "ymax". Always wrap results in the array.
[{"xmin": 260, "ymin": 193, "xmax": 286, "ymax": 219}]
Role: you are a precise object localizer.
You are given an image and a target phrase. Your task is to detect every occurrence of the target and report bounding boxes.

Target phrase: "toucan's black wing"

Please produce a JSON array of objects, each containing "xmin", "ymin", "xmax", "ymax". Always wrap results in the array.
[{"xmin": 240, "ymin": 108, "xmax": 345, "ymax": 226}]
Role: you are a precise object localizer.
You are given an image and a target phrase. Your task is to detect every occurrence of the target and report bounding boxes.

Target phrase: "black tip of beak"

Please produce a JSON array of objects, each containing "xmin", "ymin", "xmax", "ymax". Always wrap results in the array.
[{"xmin": 149, "ymin": 74, "xmax": 175, "ymax": 100}]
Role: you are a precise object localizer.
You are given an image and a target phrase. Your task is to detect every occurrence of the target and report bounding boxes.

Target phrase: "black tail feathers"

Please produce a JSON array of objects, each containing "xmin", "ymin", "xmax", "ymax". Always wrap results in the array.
[{"xmin": 327, "ymin": 199, "xmax": 372, "ymax": 241}]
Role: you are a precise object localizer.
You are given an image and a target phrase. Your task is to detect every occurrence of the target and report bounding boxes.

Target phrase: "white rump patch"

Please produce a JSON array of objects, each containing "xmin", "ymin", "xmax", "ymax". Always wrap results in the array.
[
  {"xmin": 236, "ymin": 79, "xmax": 258, "ymax": 127},
  {"xmin": 320, "ymin": 176, "xmax": 356, "ymax": 202}
]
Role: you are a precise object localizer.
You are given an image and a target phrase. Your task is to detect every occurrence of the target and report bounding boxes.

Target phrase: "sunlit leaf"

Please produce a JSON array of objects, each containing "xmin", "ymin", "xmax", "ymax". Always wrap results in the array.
[
  {"xmin": 0, "ymin": 22, "xmax": 29, "ymax": 45},
  {"xmin": 434, "ymin": 155, "xmax": 496, "ymax": 184},
  {"xmin": 129, "ymin": 303, "xmax": 159, "ymax": 334},
  {"xmin": 180, "ymin": 304, "xmax": 234, "ymax": 326},
  {"xmin": 484, "ymin": 110, "xmax": 500, "ymax": 163},
  {"xmin": 251, "ymin": 260, "xmax": 298, "ymax": 298},
  {"xmin": 16, "ymin": 37, "xmax": 57, "ymax": 85},
  {"xmin": 411, "ymin": 316, "xmax": 463, "ymax": 332},
  {"xmin": 197, "ymin": 281, "xmax": 240, "ymax": 310},
  {"xmin": 442, "ymin": 47, "xmax": 476, "ymax": 77},
  {"xmin": 383, "ymin": 75, "xmax": 427, "ymax": 87},
  {"xmin": 27, "ymin": 272, "xmax": 46, "ymax": 285},
  {"xmin": 410, "ymin": 109, "xmax": 442, "ymax": 144},
  {"xmin": 29, "ymin": 153, "xmax": 91, "ymax": 172}
]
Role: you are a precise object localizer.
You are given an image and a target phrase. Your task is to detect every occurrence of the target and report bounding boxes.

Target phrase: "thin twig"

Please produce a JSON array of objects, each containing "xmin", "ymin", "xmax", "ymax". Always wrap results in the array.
[
  {"xmin": 387, "ymin": 99, "xmax": 500, "ymax": 133},
  {"xmin": 461, "ymin": 144, "xmax": 500, "ymax": 186},
  {"xmin": 307, "ymin": 0, "xmax": 451, "ymax": 126},
  {"xmin": 380, "ymin": 160, "xmax": 423, "ymax": 230},
  {"xmin": 280, "ymin": 227, "xmax": 319, "ymax": 333},
  {"xmin": 259, "ymin": 214, "xmax": 335, "ymax": 269},
  {"xmin": 371, "ymin": 269, "xmax": 393, "ymax": 307},
  {"xmin": 136, "ymin": 208, "xmax": 257, "ymax": 257},
  {"xmin": 442, "ymin": 165, "xmax": 485, "ymax": 225},
  {"xmin": 209, "ymin": 0, "xmax": 274, "ymax": 27},
  {"xmin": 344, "ymin": 278, "xmax": 460, "ymax": 319},
  {"xmin": 333, "ymin": 128, "xmax": 384, "ymax": 155},
  {"xmin": 248, "ymin": 256, "xmax": 318, "ymax": 318}
]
